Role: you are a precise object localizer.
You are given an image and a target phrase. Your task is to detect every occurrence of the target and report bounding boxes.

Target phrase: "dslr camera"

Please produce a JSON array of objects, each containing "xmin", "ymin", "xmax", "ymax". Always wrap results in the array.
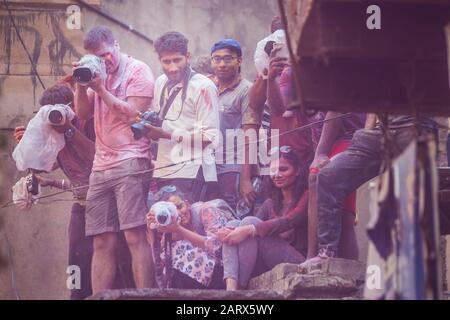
[
  {"xmin": 73, "ymin": 54, "xmax": 106, "ymax": 86},
  {"xmin": 149, "ymin": 201, "xmax": 180, "ymax": 229},
  {"xmin": 131, "ymin": 110, "xmax": 162, "ymax": 140}
]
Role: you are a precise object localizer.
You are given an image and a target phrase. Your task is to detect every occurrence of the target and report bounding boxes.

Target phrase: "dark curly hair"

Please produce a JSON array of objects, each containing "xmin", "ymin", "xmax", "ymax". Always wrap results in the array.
[
  {"xmin": 39, "ymin": 84, "xmax": 74, "ymax": 106},
  {"xmin": 154, "ymin": 31, "xmax": 188, "ymax": 57},
  {"xmin": 263, "ymin": 147, "xmax": 308, "ymax": 214}
]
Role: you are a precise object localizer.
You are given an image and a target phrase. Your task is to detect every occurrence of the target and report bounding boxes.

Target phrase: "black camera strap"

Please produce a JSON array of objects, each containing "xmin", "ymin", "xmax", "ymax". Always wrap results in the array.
[
  {"xmin": 164, "ymin": 233, "xmax": 173, "ymax": 288},
  {"xmin": 159, "ymin": 67, "xmax": 196, "ymax": 121}
]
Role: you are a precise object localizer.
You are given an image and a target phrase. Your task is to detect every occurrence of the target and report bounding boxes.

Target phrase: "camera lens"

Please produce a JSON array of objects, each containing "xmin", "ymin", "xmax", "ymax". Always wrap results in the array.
[
  {"xmin": 48, "ymin": 110, "xmax": 63, "ymax": 125},
  {"xmin": 73, "ymin": 67, "xmax": 93, "ymax": 84},
  {"xmin": 156, "ymin": 212, "xmax": 169, "ymax": 225}
]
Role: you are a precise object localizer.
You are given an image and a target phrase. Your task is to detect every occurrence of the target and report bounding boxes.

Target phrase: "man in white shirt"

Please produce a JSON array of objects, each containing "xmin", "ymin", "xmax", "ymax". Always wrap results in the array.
[{"xmin": 145, "ymin": 32, "xmax": 220, "ymax": 202}]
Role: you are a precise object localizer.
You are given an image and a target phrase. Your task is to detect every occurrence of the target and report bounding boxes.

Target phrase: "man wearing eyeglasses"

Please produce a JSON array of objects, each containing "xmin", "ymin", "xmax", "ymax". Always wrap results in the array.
[
  {"xmin": 207, "ymin": 39, "xmax": 261, "ymax": 212},
  {"xmin": 145, "ymin": 32, "xmax": 220, "ymax": 204}
]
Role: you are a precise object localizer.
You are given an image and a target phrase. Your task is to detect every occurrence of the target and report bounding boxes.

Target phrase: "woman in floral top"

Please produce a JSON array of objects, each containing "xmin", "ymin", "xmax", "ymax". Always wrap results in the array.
[
  {"xmin": 146, "ymin": 186, "xmax": 233, "ymax": 289},
  {"xmin": 218, "ymin": 146, "xmax": 309, "ymax": 290}
]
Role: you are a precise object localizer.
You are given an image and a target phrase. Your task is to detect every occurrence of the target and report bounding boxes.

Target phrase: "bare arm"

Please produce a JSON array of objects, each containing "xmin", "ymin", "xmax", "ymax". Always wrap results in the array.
[
  {"xmin": 176, "ymin": 226, "xmax": 208, "ymax": 249},
  {"xmin": 314, "ymin": 111, "xmax": 344, "ymax": 159},
  {"xmin": 248, "ymin": 76, "xmax": 267, "ymax": 112},
  {"xmin": 239, "ymin": 123, "xmax": 259, "ymax": 204},
  {"xmin": 266, "ymin": 55, "xmax": 290, "ymax": 117},
  {"xmin": 365, "ymin": 113, "xmax": 377, "ymax": 129},
  {"xmin": 74, "ymin": 84, "xmax": 95, "ymax": 120},
  {"xmin": 97, "ymin": 86, "xmax": 152, "ymax": 124}
]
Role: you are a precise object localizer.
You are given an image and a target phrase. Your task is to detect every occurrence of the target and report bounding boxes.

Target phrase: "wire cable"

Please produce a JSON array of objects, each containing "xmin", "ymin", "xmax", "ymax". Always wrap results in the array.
[{"xmin": 1, "ymin": 112, "xmax": 354, "ymax": 209}]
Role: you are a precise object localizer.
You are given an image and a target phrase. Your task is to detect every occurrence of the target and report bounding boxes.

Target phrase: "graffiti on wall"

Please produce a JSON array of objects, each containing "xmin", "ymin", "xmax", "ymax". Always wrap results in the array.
[{"xmin": 0, "ymin": 8, "xmax": 82, "ymax": 101}]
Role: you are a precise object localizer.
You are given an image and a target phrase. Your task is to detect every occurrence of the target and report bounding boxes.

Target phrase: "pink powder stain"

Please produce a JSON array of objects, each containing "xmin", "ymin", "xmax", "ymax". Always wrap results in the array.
[{"xmin": 200, "ymin": 88, "xmax": 212, "ymax": 111}]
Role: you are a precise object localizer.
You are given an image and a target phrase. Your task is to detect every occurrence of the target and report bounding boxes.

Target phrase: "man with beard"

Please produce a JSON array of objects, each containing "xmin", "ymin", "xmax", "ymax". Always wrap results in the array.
[
  {"xmin": 145, "ymin": 31, "xmax": 220, "ymax": 203},
  {"xmin": 74, "ymin": 26, "xmax": 156, "ymax": 293}
]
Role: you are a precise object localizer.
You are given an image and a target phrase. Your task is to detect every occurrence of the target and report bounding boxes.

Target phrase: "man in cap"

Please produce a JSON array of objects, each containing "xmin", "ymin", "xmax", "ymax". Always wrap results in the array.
[{"xmin": 208, "ymin": 39, "xmax": 261, "ymax": 211}]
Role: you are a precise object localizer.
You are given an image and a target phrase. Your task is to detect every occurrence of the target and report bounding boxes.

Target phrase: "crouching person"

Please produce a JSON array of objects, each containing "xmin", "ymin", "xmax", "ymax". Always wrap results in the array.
[
  {"xmin": 146, "ymin": 186, "xmax": 233, "ymax": 289},
  {"xmin": 219, "ymin": 146, "xmax": 308, "ymax": 290}
]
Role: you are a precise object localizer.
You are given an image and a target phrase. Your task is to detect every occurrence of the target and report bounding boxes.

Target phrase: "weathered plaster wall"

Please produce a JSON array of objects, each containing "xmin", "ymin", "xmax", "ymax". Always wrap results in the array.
[{"xmin": 0, "ymin": 0, "xmax": 279, "ymax": 299}]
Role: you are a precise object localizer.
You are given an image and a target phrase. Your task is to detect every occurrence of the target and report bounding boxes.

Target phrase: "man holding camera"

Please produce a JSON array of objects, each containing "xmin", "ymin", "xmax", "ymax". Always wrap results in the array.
[
  {"xmin": 144, "ymin": 32, "xmax": 220, "ymax": 203},
  {"xmin": 14, "ymin": 83, "xmax": 95, "ymax": 299},
  {"xmin": 74, "ymin": 26, "xmax": 155, "ymax": 293}
]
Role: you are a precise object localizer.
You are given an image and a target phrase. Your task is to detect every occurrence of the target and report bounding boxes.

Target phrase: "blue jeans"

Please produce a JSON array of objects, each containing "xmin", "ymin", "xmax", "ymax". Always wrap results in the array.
[
  {"xmin": 222, "ymin": 217, "xmax": 304, "ymax": 288},
  {"xmin": 447, "ymin": 133, "xmax": 450, "ymax": 166},
  {"xmin": 316, "ymin": 127, "xmax": 436, "ymax": 254}
]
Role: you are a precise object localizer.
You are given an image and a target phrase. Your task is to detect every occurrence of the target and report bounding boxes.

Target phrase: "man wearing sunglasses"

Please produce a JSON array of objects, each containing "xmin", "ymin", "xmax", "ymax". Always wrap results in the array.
[{"xmin": 208, "ymin": 39, "xmax": 261, "ymax": 211}]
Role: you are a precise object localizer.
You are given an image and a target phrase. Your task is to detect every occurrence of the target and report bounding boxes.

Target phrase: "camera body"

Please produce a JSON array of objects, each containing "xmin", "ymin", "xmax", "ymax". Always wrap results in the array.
[
  {"xmin": 73, "ymin": 54, "xmax": 106, "ymax": 86},
  {"xmin": 149, "ymin": 201, "xmax": 179, "ymax": 229},
  {"xmin": 131, "ymin": 110, "xmax": 163, "ymax": 140},
  {"xmin": 272, "ymin": 42, "xmax": 289, "ymax": 60},
  {"xmin": 26, "ymin": 174, "xmax": 39, "ymax": 196}
]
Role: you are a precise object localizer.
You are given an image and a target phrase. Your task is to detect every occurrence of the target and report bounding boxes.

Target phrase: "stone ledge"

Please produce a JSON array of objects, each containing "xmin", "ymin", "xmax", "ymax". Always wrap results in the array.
[
  {"xmin": 248, "ymin": 259, "xmax": 366, "ymax": 299},
  {"xmin": 88, "ymin": 288, "xmax": 287, "ymax": 300}
]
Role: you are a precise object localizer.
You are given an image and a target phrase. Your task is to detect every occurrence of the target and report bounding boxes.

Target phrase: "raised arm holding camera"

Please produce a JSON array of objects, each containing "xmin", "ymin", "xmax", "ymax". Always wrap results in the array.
[
  {"xmin": 13, "ymin": 82, "xmax": 137, "ymax": 299},
  {"xmin": 73, "ymin": 26, "xmax": 156, "ymax": 294},
  {"xmin": 14, "ymin": 83, "xmax": 96, "ymax": 299}
]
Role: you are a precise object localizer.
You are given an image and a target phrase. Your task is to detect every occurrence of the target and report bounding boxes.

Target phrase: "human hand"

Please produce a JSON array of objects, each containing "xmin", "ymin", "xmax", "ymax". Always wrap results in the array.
[
  {"xmin": 222, "ymin": 225, "xmax": 254, "ymax": 245},
  {"xmin": 217, "ymin": 226, "xmax": 235, "ymax": 242},
  {"xmin": 309, "ymin": 154, "xmax": 330, "ymax": 174},
  {"xmin": 156, "ymin": 215, "xmax": 181, "ymax": 234},
  {"xmin": 35, "ymin": 175, "xmax": 54, "ymax": 188},
  {"xmin": 267, "ymin": 47, "xmax": 290, "ymax": 80},
  {"xmin": 13, "ymin": 126, "xmax": 25, "ymax": 144},
  {"xmin": 146, "ymin": 209, "xmax": 157, "ymax": 230},
  {"xmin": 144, "ymin": 123, "xmax": 168, "ymax": 141},
  {"xmin": 49, "ymin": 117, "xmax": 73, "ymax": 134},
  {"xmin": 86, "ymin": 71, "xmax": 103, "ymax": 93},
  {"xmin": 239, "ymin": 179, "xmax": 256, "ymax": 206}
]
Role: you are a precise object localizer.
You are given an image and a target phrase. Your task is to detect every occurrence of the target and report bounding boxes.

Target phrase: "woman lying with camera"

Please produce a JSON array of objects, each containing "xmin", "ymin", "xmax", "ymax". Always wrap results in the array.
[
  {"xmin": 146, "ymin": 186, "xmax": 234, "ymax": 289},
  {"xmin": 218, "ymin": 145, "xmax": 309, "ymax": 290}
]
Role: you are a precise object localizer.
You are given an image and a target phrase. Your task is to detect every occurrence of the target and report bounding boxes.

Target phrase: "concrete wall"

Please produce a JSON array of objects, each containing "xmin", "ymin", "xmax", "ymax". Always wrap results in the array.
[
  {"xmin": 0, "ymin": 0, "xmax": 86, "ymax": 300},
  {"xmin": 0, "ymin": 0, "xmax": 279, "ymax": 300},
  {"xmin": 82, "ymin": 0, "xmax": 280, "ymax": 80}
]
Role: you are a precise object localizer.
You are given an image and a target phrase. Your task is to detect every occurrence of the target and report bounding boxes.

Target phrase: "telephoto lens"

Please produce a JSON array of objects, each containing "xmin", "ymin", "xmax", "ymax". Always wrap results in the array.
[
  {"xmin": 46, "ymin": 104, "xmax": 70, "ymax": 126},
  {"xmin": 48, "ymin": 109, "xmax": 64, "ymax": 125},
  {"xmin": 73, "ymin": 54, "xmax": 105, "ymax": 85}
]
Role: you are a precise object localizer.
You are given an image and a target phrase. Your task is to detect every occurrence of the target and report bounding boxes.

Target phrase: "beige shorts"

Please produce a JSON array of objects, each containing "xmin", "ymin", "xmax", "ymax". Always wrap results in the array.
[{"xmin": 85, "ymin": 158, "xmax": 152, "ymax": 236}]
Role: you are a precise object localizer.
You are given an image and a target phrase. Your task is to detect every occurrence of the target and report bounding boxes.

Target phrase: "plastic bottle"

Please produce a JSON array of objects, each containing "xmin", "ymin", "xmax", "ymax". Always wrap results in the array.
[{"xmin": 235, "ymin": 176, "xmax": 262, "ymax": 219}]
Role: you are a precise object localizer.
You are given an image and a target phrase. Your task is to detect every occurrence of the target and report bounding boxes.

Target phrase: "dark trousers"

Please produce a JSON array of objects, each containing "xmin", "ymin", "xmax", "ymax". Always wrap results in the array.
[
  {"xmin": 447, "ymin": 133, "xmax": 450, "ymax": 166},
  {"xmin": 68, "ymin": 203, "xmax": 93, "ymax": 300},
  {"xmin": 157, "ymin": 168, "xmax": 211, "ymax": 203},
  {"xmin": 68, "ymin": 203, "xmax": 135, "ymax": 300},
  {"xmin": 171, "ymin": 265, "xmax": 225, "ymax": 290},
  {"xmin": 207, "ymin": 172, "xmax": 240, "ymax": 210},
  {"xmin": 316, "ymin": 127, "xmax": 436, "ymax": 254}
]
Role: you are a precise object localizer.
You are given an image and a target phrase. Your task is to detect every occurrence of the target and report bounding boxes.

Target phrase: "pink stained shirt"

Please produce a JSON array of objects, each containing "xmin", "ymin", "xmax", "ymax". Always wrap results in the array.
[{"xmin": 92, "ymin": 55, "xmax": 155, "ymax": 171}]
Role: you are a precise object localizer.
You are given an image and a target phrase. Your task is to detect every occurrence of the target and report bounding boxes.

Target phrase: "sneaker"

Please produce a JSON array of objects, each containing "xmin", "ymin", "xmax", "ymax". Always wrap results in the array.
[{"xmin": 300, "ymin": 248, "xmax": 336, "ymax": 268}]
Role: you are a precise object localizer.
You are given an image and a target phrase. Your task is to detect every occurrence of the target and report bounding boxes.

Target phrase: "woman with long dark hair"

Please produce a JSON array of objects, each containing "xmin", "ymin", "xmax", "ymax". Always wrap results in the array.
[{"xmin": 218, "ymin": 146, "xmax": 309, "ymax": 290}]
